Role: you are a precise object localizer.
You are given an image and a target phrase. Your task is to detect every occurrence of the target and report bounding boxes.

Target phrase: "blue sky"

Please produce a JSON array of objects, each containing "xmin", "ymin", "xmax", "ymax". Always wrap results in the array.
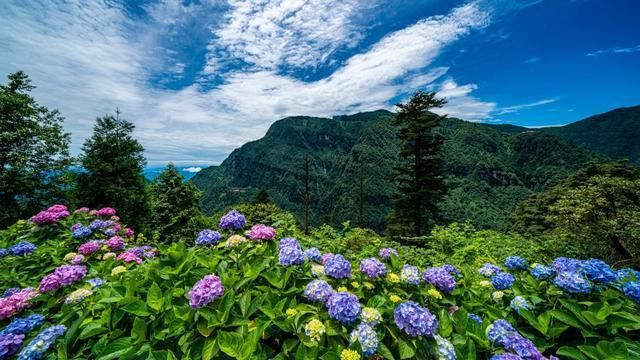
[{"xmin": 1, "ymin": 0, "xmax": 638, "ymax": 166}]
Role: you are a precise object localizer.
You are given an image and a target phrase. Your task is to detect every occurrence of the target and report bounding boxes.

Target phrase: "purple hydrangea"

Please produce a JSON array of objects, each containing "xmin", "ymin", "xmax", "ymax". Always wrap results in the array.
[
  {"xmin": 468, "ymin": 313, "xmax": 483, "ymax": 324},
  {"xmin": 360, "ymin": 258, "xmax": 387, "ymax": 278},
  {"xmin": 0, "ymin": 248, "xmax": 7, "ymax": 258},
  {"xmin": 31, "ymin": 205, "xmax": 69, "ymax": 225},
  {"xmin": 501, "ymin": 332, "xmax": 544, "ymax": 360},
  {"xmin": 488, "ymin": 319, "xmax": 516, "ymax": 345},
  {"xmin": 39, "ymin": 265, "xmax": 87, "ymax": 293},
  {"xmin": 492, "ymin": 272, "xmax": 515, "ymax": 290},
  {"xmin": 279, "ymin": 238, "xmax": 300, "ymax": 250},
  {"xmin": 442, "ymin": 264, "xmax": 460, "ymax": 276},
  {"xmin": 530, "ymin": 265, "xmax": 555, "ymax": 280},
  {"xmin": 378, "ymin": 248, "xmax": 398, "ymax": 260},
  {"xmin": 552, "ymin": 272, "xmax": 591, "ymax": 294},
  {"xmin": 303, "ymin": 248, "xmax": 322, "ymax": 262},
  {"xmin": 0, "ymin": 314, "xmax": 45, "ymax": 337},
  {"xmin": 96, "ymin": 207, "xmax": 116, "ymax": 217},
  {"xmin": 321, "ymin": 253, "xmax": 334, "ymax": 265},
  {"xmin": 248, "ymin": 224, "xmax": 276, "ymax": 241},
  {"xmin": 505, "ymin": 256, "xmax": 528, "ymax": 271},
  {"xmin": 219, "ymin": 210, "xmax": 246, "ymax": 230},
  {"xmin": 103, "ymin": 228, "xmax": 117, "ymax": 237},
  {"xmin": 78, "ymin": 241, "xmax": 101, "ymax": 255},
  {"xmin": 105, "ymin": 236, "xmax": 125, "ymax": 250},
  {"xmin": 622, "ymin": 281, "xmax": 640, "ymax": 303},
  {"xmin": 304, "ymin": 280, "xmax": 334, "ymax": 303},
  {"xmin": 72, "ymin": 226, "xmax": 92, "ymax": 239},
  {"xmin": 551, "ymin": 257, "xmax": 582, "ymax": 273},
  {"xmin": 580, "ymin": 259, "xmax": 616, "ymax": 284},
  {"xmin": 195, "ymin": 230, "xmax": 222, "ymax": 246},
  {"xmin": 8, "ymin": 242, "xmax": 37, "ymax": 256},
  {"xmin": 326, "ymin": 292, "xmax": 361, "ymax": 324},
  {"xmin": 324, "ymin": 254, "xmax": 351, "ymax": 279},
  {"xmin": 279, "ymin": 244, "xmax": 305, "ymax": 266},
  {"xmin": 349, "ymin": 323, "xmax": 378, "ymax": 356},
  {"xmin": 0, "ymin": 288, "xmax": 39, "ymax": 320},
  {"xmin": 479, "ymin": 263, "xmax": 502, "ymax": 277},
  {"xmin": 490, "ymin": 354, "xmax": 523, "ymax": 360},
  {"xmin": 423, "ymin": 266, "xmax": 456, "ymax": 293},
  {"xmin": 189, "ymin": 275, "xmax": 225, "ymax": 308},
  {"xmin": 15, "ymin": 325, "xmax": 66, "ymax": 360},
  {"xmin": 0, "ymin": 333, "xmax": 24, "ymax": 359},
  {"xmin": 393, "ymin": 301, "xmax": 438, "ymax": 337},
  {"xmin": 89, "ymin": 220, "xmax": 109, "ymax": 230},
  {"xmin": 401, "ymin": 264, "xmax": 421, "ymax": 285}
]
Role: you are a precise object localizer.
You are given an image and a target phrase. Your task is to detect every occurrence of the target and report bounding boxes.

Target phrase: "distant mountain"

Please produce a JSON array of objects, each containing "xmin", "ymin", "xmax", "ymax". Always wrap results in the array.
[
  {"xmin": 144, "ymin": 166, "xmax": 204, "ymax": 181},
  {"xmin": 192, "ymin": 110, "xmax": 600, "ymax": 231},
  {"xmin": 539, "ymin": 106, "xmax": 640, "ymax": 165}
]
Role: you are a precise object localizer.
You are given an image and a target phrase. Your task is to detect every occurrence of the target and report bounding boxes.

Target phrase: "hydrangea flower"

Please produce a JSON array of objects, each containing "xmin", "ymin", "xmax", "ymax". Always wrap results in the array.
[
  {"xmin": 530, "ymin": 265, "xmax": 555, "ymax": 280},
  {"xmin": 326, "ymin": 292, "xmax": 361, "ymax": 325},
  {"xmin": 116, "ymin": 251, "xmax": 142, "ymax": 264},
  {"xmin": 124, "ymin": 228, "xmax": 135, "ymax": 238},
  {"xmin": 86, "ymin": 278, "xmax": 105, "ymax": 289},
  {"xmin": 111, "ymin": 266, "xmax": 127, "ymax": 276},
  {"xmin": 1, "ymin": 288, "xmax": 20, "ymax": 298},
  {"xmin": 0, "ymin": 248, "xmax": 7, "ymax": 258},
  {"xmin": 226, "ymin": 235, "xmax": 247, "ymax": 247},
  {"xmin": 321, "ymin": 253, "xmax": 334, "ymax": 265},
  {"xmin": 505, "ymin": 256, "xmax": 528, "ymax": 271},
  {"xmin": 311, "ymin": 264, "xmax": 325, "ymax": 277},
  {"xmin": 78, "ymin": 241, "xmax": 101, "ymax": 255},
  {"xmin": 553, "ymin": 272, "xmax": 591, "ymax": 294},
  {"xmin": 31, "ymin": 205, "xmax": 69, "ymax": 225},
  {"xmin": 16, "ymin": 325, "xmax": 66, "ymax": 360},
  {"xmin": 248, "ymin": 224, "xmax": 276, "ymax": 241},
  {"xmin": 0, "ymin": 314, "xmax": 45, "ymax": 337},
  {"xmin": 428, "ymin": 289, "xmax": 443, "ymax": 299},
  {"xmin": 304, "ymin": 280, "xmax": 334, "ymax": 303},
  {"xmin": 580, "ymin": 259, "xmax": 616, "ymax": 284},
  {"xmin": 509, "ymin": 296, "xmax": 531, "ymax": 314},
  {"xmin": 491, "ymin": 273, "xmax": 515, "ymax": 290},
  {"xmin": 279, "ymin": 238, "xmax": 300, "ymax": 250},
  {"xmin": 616, "ymin": 268, "xmax": 640, "ymax": 282},
  {"xmin": 423, "ymin": 267, "xmax": 456, "ymax": 293},
  {"xmin": 492, "ymin": 291, "xmax": 505, "ymax": 302},
  {"xmin": 443, "ymin": 264, "xmax": 460, "ymax": 276},
  {"xmin": 468, "ymin": 313, "xmax": 482, "ymax": 324},
  {"xmin": 219, "ymin": 210, "xmax": 246, "ymax": 230},
  {"xmin": 622, "ymin": 281, "xmax": 640, "ymax": 303},
  {"xmin": 360, "ymin": 307, "xmax": 382, "ymax": 326},
  {"xmin": 105, "ymin": 236, "xmax": 125, "ymax": 250},
  {"xmin": 479, "ymin": 263, "xmax": 502, "ymax": 277},
  {"xmin": 378, "ymin": 248, "xmax": 397, "ymax": 260},
  {"xmin": 551, "ymin": 257, "xmax": 582, "ymax": 273},
  {"xmin": 64, "ymin": 288, "xmax": 93, "ymax": 304},
  {"xmin": 393, "ymin": 301, "xmax": 438, "ymax": 337},
  {"xmin": 96, "ymin": 207, "xmax": 116, "ymax": 217},
  {"xmin": 39, "ymin": 265, "xmax": 87, "ymax": 293},
  {"xmin": 488, "ymin": 319, "xmax": 544, "ymax": 360},
  {"xmin": 488, "ymin": 319, "xmax": 516, "ymax": 345},
  {"xmin": 490, "ymin": 354, "xmax": 523, "ymax": 360},
  {"xmin": 325, "ymin": 254, "xmax": 352, "ymax": 279},
  {"xmin": 72, "ymin": 226, "xmax": 92, "ymax": 238},
  {"xmin": 303, "ymin": 248, "xmax": 322, "ymax": 262},
  {"xmin": 340, "ymin": 349, "xmax": 361, "ymax": 360},
  {"xmin": 89, "ymin": 220, "xmax": 108, "ymax": 230},
  {"xmin": 70, "ymin": 255, "xmax": 85, "ymax": 265},
  {"xmin": 360, "ymin": 258, "xmax": 387, "ymax": 278},
  {"xmin": 349, "ymin": 323, "xmax": 378, "ymax": 356},
  {"xmin": 74, "ymin": 207, "xmax": 89, "ymax": 213},
  {"xmin": 0, "ymin": 333, "xmax": 24, "ymax": 358},
  {"xmin": 0, "ymin": 288, "xmax": 38, "ymax": 320},
  {"xmin": 189, "ymin": 275, "xmax": 225, "ymax": 308},
  {"xmin": 103, "ymin": 228, "xmax": 116, "ymax": 237},
  {"xmin": 279, "ymin": 244, "xmax": 305, "ymax": 266},
  {"xmin": 103, "ymin": 252, "xmax": 116, "ymax": 260},
  {"xmin": 435, "ymin": 335, "xmax": 457, "ymax": 360},
  {"xmin": 305, "ymin": 319, "xmax": 325, "ymax": 342},
  {"xmin": 195, "ymin": 230, "xmax": 222, "ymax": 246},
  {"xmin": 400, "ymin": 264, "xmax": 421, "ymax": 285},
  {"xmin": 8, "ymin": 242, "xmax": 37, "ymax": 256},
  {"xmin": 386, "ymin": 273, "xmax": 400, "ymax": 283}
]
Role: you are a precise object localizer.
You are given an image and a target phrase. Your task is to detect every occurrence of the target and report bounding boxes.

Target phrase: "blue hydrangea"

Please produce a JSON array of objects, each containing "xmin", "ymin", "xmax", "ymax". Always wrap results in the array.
[
  {"xmin": 488, "ymin": 319, "xmax": 516, "ymax": 345},
  {"xmin": 435, "ymin": 335, "xmax": 457, "ymax": 360},
  {"xmin": 87, "ymin": 278, "xmax": 105, "ymax": 289},
  {"xmin": 326, "ymin": 292, "xmax": 361, "ymax": 325},
  {"xmin": 553, "ymin": 272, "xmax": 591, "ymax": 294},
  {"xmin": 278, "ymin": 238, "xmax": 300, "ymax": 251},
  {"xmin": 393, "ymin": 301, "xmax": 438, "ymax": 337},
  {"xmin": 551, "ymin": 257, "xmax": 582, "ymax": 273},
  {"xmin": 580, "ymin": 259, "xmax": 616, "ymax": 284},
  {"xmin": 479, "ymin": 263, "xmax": 502, "ymax": 277},
  {"xmin": 219, "ymin": 210, "xmax": 246, "ymax": 230},
  {"xmin": 304, "ymin": 280, "xmax": 334, "ymax": 303},
  {"xmin": 442, "ymin": 264, "xmax": 460, "ymax": 276},
  {"xmin": 623, "ymin": 281, "xmax": 640, "ymax": 303},
  {"xmin": 401, "ymin": 264, "xmax": 421, "ymax": 285},
  {"xmin": 89, "ymin": 220, "xmax": 109, "ymax": 230},
  {"xmin": 9, "ymin": 242, "xmax": 37, "ymax": 256},
  {"xmin": 349, "ymin": 323, "xmax": 378, "ymax": 356},
  {"xmin": 0, "ymin": 314, "xmax": 45, "ymax": 337},
  {"xmin": 279, "ymin": 245, "xmax": 305, "ymax": 266},
  {"xmin": 360, "ymin": 258, "xmax": 387, "ymax": 278},
  {"xmin": 468, "ymin": 313, "xmax": 482, "ymax": 324},
  {"xmin": 423, "ymin": 266, "xmax": 456, "ymax": 293},
  {"xmin": 324, "ymin": 254, "xmax": 352, "ymax": 279},
  {"xmin": 103, "ymin": 228, "xmax": 116, "ymax": 237},
  {"xmin": 616, "ymin": 268, "xmax": 640, "ymax": 282},
  {"xmin": 501, "ymin": 332, "xmax": 544, "ymax": 359},
  {"xmin": 0, "ymin": 248, "xmax": 6, "ymax": 258},
  {"xmin": 1, "ymin": 288, "xmax": 20, "ymax": 298},
  {"xmin": 530, "ymin": 265, "xmax": 554, "ymax": 280},
  {"xmin": 509, "ymin": 296, "xmax": 531, "ymax": 314},
  {"xmin": 195, "ymin": 230, "xmax": 222, "ymax": 246},
  {"xmin": 505, "ymin": 256, "xmax": 528, "ymax": 271},
  {"xmin": 491, "ymin": 272, "xmax": 515, "ymax": 290},
  {"xmin": 303, "ymin": 248, "xmax": 322, "ymax": 262},
  {"xmin": 16, "ymin": 325, "xmax": 66, "ymax": 360},
  {"xmin": 72, "ymin": 226, "xmax": 92, "ymax": 238}
]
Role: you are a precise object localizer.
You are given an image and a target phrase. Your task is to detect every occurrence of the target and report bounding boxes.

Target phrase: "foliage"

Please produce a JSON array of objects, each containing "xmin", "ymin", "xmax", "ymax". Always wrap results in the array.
[
  {"xmin": 388, "ymin": 91, "xmax": 447, "ymax": 237},
  {"xmin": 76, "ymin": 113, "xmax": 149, "ymax": 232},
  {"xmin": 0, "ymin": 71, "xmax": 72, "ymax": 227}
]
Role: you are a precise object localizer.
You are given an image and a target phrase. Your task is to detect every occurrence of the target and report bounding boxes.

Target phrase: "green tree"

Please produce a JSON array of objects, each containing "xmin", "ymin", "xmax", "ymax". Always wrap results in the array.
[
  {"xmin": 76, "ymin": 112, "xmax": 149, "ymax": 231},
  {"xmin": 0, "ymin": 71, "xmax": 72, "ymax": 227},
  {"xmin": 149, "ymin": 163, "xmax": 204, "ymax": 242},
  {"xmin": 388, "ymin": 91, "xmax": 447, "ymax": 237},
  {"xmin": 253, "ymin": 187, "xmax": 272, "ymax": 204}
]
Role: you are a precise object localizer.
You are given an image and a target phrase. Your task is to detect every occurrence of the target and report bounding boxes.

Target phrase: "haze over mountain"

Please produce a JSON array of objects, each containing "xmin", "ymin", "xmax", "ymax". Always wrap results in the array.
[{"xmin": 191, "ymin": 106, "xmax": 640, "ymax": 231}]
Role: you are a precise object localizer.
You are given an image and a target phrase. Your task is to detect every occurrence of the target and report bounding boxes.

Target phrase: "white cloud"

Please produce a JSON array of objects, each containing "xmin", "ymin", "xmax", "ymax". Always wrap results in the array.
[
  {"xmin": 183, "ymin": 167, "xmax": 203, "ymax": 173},
  {"xmin": 493, "ymin": 98, "xmax": 558, "ymax": 115},
  {"xmin": 586, "ymin": 44, "xmax": 640, "ymax": 57},
  {"xmin": 524, "ymin": 57, "xmax": 540, "ymax": 64}
]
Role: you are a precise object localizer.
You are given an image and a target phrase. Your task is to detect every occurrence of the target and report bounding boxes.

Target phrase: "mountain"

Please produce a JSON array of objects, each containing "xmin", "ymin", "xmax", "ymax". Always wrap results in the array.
[
  {"xmin": 539, "ymin": 106, "xmax": 640, "ymax": 165},
  {"xmin": 191, "ymin": 110, "xmax": 600, "ymax": 232},
  {"xmin": 144, "ymin": 166, "xmax": 204, "ymax": 181}
]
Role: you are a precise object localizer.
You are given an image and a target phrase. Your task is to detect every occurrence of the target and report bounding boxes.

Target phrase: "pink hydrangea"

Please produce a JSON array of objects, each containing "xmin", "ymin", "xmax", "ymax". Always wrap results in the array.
[
  {"xmin": 112, "ymin": 223, "xmax": 122, "ymax": 232},
  {"xmin": 78, "ymin": 241, "xmax": 102, "ymax": 255},
  {"xmin": 47, "ymin": 204, "xmax": 68, "ymax": 213},
  {"xmin": 124, "ymin": 228, "xmax": 134, "ymax": 238},
  {"xmin": 117, "ymin": 251, "xmax": 142, "ymax": 264},
  {"xmin": 74, "ymin": 207, "xmax": 90, "ymax": 213},
  {"xmin": 248, "ymin": 224, "xmax": 276, "ymax": 241},
  {"xmin": 31, "ymin": 205, "xmax": 69, "ymax": 225},
  {"xmin": 0, "ymin": 288, "xmax": 38, "ymax": 320},
  {"xmin": 71, "ymin": 254, "xmax": 85, "ymax": 265},
  {"xmin": 105, "ymin": 236, "xmax": 125, "ymax": 250},
  {"xmin": 96, "ymin": 207, "xmax": 116, "ymax": 217}
]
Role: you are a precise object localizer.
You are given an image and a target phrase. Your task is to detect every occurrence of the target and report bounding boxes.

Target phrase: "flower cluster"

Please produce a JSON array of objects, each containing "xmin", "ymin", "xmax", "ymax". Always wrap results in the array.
[
  {"xmin": 219, "ymin": 210, "xmax": 246, "ymax": 230},
  {"xmin": 0, "ymin": 248, "xmax": 6, "ymax": 258},
  {"xmin": 325, "ymin": 254, "xmax": 352, "ymax": 279},
  {"xmin": 623, "ymin": 281, "xmax": 640, "ymax": 303},
  {"xmin": 326, "ymin": 292, "xmax": 361, "ymax": 325},
  {"xmin": 340, "ymin": 349, "xmax": 361, "ymax": 360},
  {"xmin": 505, "ymin": 256, "xmax": 528, "ymax": 271},
  {"xmin": 303, "ymin": 247, "xmax": 322, "ymax": 262},
  {"xmin": 72, "ymin": 226, "xmax": 92, "ymax": 238},
  {"xmin": 304, "ymin": 280, "xmax": 334, "ymax": 303},
  {"xmin": 401, "ymin": 264, "xmax": 421, "ymax": 285},
  {"xmin": 105, "ymin": 236, "xmax": 125, "ymax": 250},
  {"xmin": 530, "ymin": 265, "xmax": 554, "ymax": 280},
  {"xmin": 394, "ymin": 301, "xmax": 438, "ymax": 337},
  {"xmin": 278, "ymin": 238, "xmax": 305, "ymax": 266},
  {"xmin": 95, "ymin": 207, "xmax": 116, "ymax": 217},
  {"xmin": 378, "ymin": 248, "xmax": 397, "ymax": 260},
  {"xmin": 39, "ymin": 265, "xmax": 87, "ymax": 293},
  {"xmin": 491, "ymin": 272, "xmax": 515, "ymax": 290},
  {"xmin": 349, "ymin": 323, "xmax": 378, "ymax": 356},
  {"xmin": 435, "ymin": 335, "xmax": 457, "ymax": 360},
  {"xmin": 360, "ymin": 258, "xmax": 387, "ymax": 278},
  {"xmin": 195, "ymin": 230, "xmax": 222, "ymax": 246},
  {"xmin": 321, "ymin": 253, "xmax": 334, "ymax": 264},
  {"xmin": 580, "ymin": 259, "xmax": 616, "ymax": 284},
  {"xmin": 189, "ymin": 274, "xmax": 225, "ymax": 308},
  {"xmin": 0, "ymin": 288, "xmax": 39, "ymax": 320},
  {"xmin": 248, "ymin": 224, "xmax": 276, "ymax": 241},
  {"xmin": 0, "ymin": 333, "xmax": 24, "ymax": 358},
  {"xmin": 551, "ymin": 257, "xmax": 582, "ymax": 273},
  {"xmin": 488, "ymin": 319, "xmax": 544, "ymax": 360},
  {"xmin": 468, "ymin": 313, "xmax": 483, "ymax": 324},
  {"xmin": 304, "ymin": 319, "xmax": 325, "ymax": 342},
  {"xmin": 16, "ymin": 325, "xmax": 66, "ymax": 360},
  {"xmin": 64, "ymin": 288, "xmax": 93, "ymax": 304},
  {"xmin": 111, "ymin": 266, "xmax": 127, "ymax": 276},
  {"xmin": 360, "ymin": 307, "xmax": 382, "ymax": 326},
  {"xmin": 0, "ymin": 314, "xmax": 45, "ymax": 338},
  {"xmin": 116, "ymin": 251, "xmax": 143, "ymax": 264},
  {"xmin": 225, "ymin": 235, "xmax": 247, "ymax": 247},
  {"xmin": 87, "ymin": 278, "xmax": 105, "ymax": 289},
  {"xmin": 552, "ymin": 271, "xmax": 591, "ymax": 294},
  {"xmin": 509, "ymin": 296, "xmax": 531, "ymax": 314},
  {"xmin": 31, "ymin": 205, "xmax": 69, "ymax": 225},
  {"xmin": 423, "ymin": 266, "xmax": 456, "ymax": 293},
  {"xmin": 8, "ymin": 242, "xmax": 37, "ymax": 257},
  {"xmin": 78, "ymin": 240, "xmax": 102, "ymax": 255},
  {"xmin": 479, "ymin": 263, "xmax": 502, "ymax": 277}
]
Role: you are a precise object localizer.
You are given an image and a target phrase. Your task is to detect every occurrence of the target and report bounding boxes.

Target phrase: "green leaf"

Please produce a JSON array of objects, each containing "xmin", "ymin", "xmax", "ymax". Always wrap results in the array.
[
  {"xmin": 218, "ymin": 331, "xmax": 254, "ymax": 360},
  {"xmin": 131, "ymin": 318, "xmax": 147, "ymax": 343},
  {"xmin": 122, "ymin": 300, "xmax": 151, "ymax": 317},
  {"xmin": 79, "ymin": 323, "xmax": 107, "ymax": 340},
  {"xmin": 398, "ymin": 340, "xmax": 415, "ymax": 359},
  {"xmin": 556, "ymin": 346, "xmax": 589, "ymax": 360},
  {"xmin": 146, "ymin": 282, "xmax": 164, "ymax": 312},
  {"xmin": 96, "ymin": 338, "xmax": 134, "ymax": 360},
  {"xmin": 202, "ymin": 338, "xmax": 217, "ymax": 360},
  {"xmin": 378, "ymin": 343, "xmax": 395, "ymax": 360},
  {"xmin": 595, "ymin": 340, "xmax": 627, "ymax": 360}
]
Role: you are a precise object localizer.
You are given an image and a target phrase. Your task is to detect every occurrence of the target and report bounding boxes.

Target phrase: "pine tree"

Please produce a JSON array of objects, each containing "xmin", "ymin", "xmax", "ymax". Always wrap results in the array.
[
  {"xmin": 149, "ymin": 163, "xmax": 204, "ymax": 243},
  {"xmin": 76, "ymin": 111, "xmax": 149, "ymax": 231},
  {"xmin": 388, "ymin": 91, "xmax": 447, "ymax": 237},
  {"xmin": 0, "ymin": 71, "xmax": 72, "ymax": 226}
]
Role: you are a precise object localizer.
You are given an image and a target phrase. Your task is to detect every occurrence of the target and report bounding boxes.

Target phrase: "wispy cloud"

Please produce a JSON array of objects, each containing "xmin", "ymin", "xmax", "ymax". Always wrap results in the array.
[
  {"xmin": 586, "ymin": 44, "xmax": 640, "ymax": 57},
  {"xmin": 183, "ymin": 167, "xmax": 203, "ymax": 173},
  {"xmin": 493, "ymin": 98, "xmax": 558, "ymax": 115},
  {"xmin": 524, "ymin": 56, "xmax": 540, "ymax": 64}
]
